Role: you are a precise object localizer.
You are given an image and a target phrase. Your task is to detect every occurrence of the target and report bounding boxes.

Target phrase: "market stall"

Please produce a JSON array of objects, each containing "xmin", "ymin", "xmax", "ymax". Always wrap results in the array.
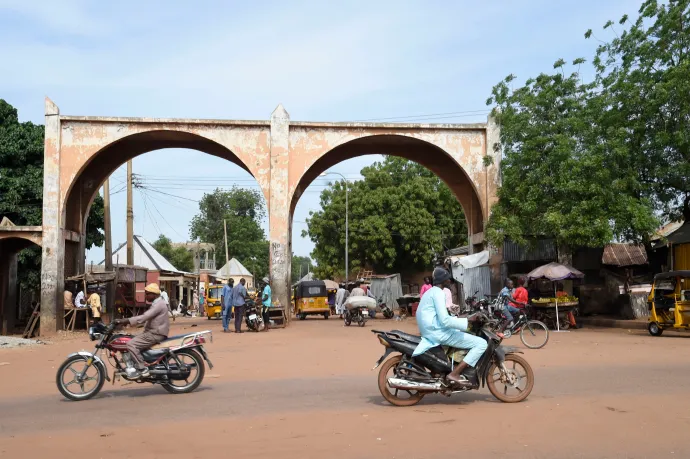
[{"xmin": 526, "ymin": 262, "xmax": 584, "ymax": 331}]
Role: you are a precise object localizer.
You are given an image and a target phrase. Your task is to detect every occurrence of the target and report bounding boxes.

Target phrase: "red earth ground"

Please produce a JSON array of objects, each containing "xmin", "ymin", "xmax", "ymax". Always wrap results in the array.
[{"xmin": 0, "ymin": 316, "xmax": 688, "ymax": 459}]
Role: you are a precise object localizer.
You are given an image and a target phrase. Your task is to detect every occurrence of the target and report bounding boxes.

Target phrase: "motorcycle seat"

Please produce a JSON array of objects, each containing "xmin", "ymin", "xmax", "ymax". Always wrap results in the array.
[
  {"xmin": 142, "ymin": 348, "xmax": 169, "ymax": 361},
  {"xmin": 390, "ymin": 330, "xmax": 422, "ymax": 344}
]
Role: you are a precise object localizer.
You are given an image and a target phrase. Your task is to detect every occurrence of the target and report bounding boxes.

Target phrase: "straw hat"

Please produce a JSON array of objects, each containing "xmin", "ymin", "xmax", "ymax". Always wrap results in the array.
[{"xmin": 144, "ymin": 283, "xmax": 161, "ymax": 295}]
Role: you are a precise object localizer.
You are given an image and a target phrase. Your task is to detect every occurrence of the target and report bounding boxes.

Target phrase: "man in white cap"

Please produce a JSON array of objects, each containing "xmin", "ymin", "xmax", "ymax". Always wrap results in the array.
[{"xmin": 114, "ymin": 283, "xmax": 169, "ymax": 377}]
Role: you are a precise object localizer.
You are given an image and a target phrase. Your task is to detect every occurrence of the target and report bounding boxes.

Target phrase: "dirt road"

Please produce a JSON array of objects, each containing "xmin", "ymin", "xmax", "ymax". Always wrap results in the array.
[{"xmin": 0, "ymin": 317, "xmax": 688, "ymax": 458}]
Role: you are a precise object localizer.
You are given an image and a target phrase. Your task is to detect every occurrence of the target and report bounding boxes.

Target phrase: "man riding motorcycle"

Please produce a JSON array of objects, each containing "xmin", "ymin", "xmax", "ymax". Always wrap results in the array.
[
  {"xmin": 412, "ymin": 267, "xmax": 487, "ymax": 388},
  {"xmin": 113, "ymin": 283, "xmax": 169, "ymax": 377}
]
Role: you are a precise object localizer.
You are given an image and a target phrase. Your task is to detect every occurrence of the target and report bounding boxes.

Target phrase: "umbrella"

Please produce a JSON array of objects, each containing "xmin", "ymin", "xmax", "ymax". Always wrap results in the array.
[
  {"xmin": 323, "ymin": 279, "xmax": 339, "ymax": 290},
  {"xmin": 526, "ymin": 262, "xmax": 583, "ymax": 331}
]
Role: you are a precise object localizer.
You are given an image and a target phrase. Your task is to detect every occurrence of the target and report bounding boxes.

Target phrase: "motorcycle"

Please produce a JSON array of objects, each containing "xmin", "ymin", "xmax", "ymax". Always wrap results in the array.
[
  {"xmin": 344, "ymin": 305, "xmax": 369, "ymax": 327},
  {"xmin": 378, "ymin": 297, "xmax": 395, "ymax": 319},
  {"xmin": 244, "ymin": 297, "xmax": 266, "ymax": 332},
  {"xmin": 371, "ymin": 312, "xmax": 534, "ymax": 405},
  {"xmin": 56, "ymin": 321, "xmax": 213, "ymax": 401}
]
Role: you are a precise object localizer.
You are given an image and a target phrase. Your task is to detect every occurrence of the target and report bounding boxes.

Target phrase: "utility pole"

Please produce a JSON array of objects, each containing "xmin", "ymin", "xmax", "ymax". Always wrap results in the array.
[
  {"xmin": 223, "ymin": 219, "xmax": 230, "ymax": 274},
  {"xmin": 126, "ymin": 160, "xmax": 134, "ymax": 265},
  {"xmin": 103, "ymin": 178, "xmax": 114, "ymax": 322}
]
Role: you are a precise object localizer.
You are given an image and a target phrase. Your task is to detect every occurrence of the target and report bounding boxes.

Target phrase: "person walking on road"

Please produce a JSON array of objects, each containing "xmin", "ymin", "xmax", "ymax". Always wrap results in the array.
[
  {"xmin": 232, "ymin": 278, "xmax": 248, "ymax": 333},
  {"xmin": 335, "ymin": 283, "xmax": 349, "ymax": 316},
  {"xmin": 261, "ymin": 277, "xmax": 271, "ymax": 332},
  {"xmin": 221, "ymin": 278, "xmax": 234, "ymax": 333}
]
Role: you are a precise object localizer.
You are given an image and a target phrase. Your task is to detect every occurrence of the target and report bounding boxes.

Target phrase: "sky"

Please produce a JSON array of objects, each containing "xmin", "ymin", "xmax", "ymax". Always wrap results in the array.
[{"xmin": 0, "ymin": 0, "xmax": 640, "ymax": 266}]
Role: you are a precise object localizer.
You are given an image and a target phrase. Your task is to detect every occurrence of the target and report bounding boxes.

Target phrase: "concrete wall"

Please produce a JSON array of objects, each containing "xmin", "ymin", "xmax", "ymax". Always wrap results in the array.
[{"xmin": 40, "ymin": 98, "xmax": 500, "ymax": 334}]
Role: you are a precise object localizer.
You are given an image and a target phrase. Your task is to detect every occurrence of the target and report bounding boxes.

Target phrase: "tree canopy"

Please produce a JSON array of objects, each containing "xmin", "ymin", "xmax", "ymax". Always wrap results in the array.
[
  {"xmin": 152, "ymin": 234, "xmax": 195, "ymax": 272},
  {"xmin": 0, "ymin": 99, "xmax": 105, "ymax": 290},
  {"xmin": 484, "ymin": 0, "xmax": 690, "ymax": 248},
  {"xmin": 291, "ymin": 254, "xmax": 312, "ymax": 283},
  {"xmin": 189, "ymin": 187, "xmax": 269, "ymax": 279},
  {"xmin": 304, "ymin": 157, "xmax": 468, "ymax": 279}
]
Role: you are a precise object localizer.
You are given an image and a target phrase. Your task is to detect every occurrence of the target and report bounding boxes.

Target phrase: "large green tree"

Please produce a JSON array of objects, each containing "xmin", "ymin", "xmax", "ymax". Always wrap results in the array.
[
  {"xmin": 0, "ymin": 99, "xmax": 105, "ymax": 290},
  {"xmin": 304, "ymin": 157, "xmax": 468, "ymax": 279},
  {"xmin": 589, "ymin": 0, "xmax": 690, "ymax": 222},
  {"xmin": 291, "ymin": 254, "xmax": 312, "ymax": 283},
  {"xmin": 189, "ymin": 187, "xmax": 269, "ymax": 280},
  {"xmin": 152, "ymin": 234, "xmax": 195, "ymax": 272},
  {"xmin": 484, "ymin": 60, "xmax": 658, "ymax": 249}
]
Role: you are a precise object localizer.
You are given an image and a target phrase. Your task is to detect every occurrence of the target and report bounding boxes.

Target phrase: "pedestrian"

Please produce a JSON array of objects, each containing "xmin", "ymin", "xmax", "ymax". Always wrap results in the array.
[
  {"xmin": 221, "ymin": 278, "xmax": 234, "ymax": 333},
  {"xmin": 335, "ymin": 283, "xmax": 349, "ymax": 316},
  {"xmin": 64, "ymin": 288, "xmax": 73, "ymax": 311},
  {"xmin": 232, "ymin": 278, "xmax": 248, "ymax": 333},
  {"xmin": 74, "ymin": 289, "xmax": 86, "ymax": 308},
  {"xmin": 261, "ymin": 277, "xmax": 271, "ymax": 332},
  {"xmin": 192, "ymin": 290, "xmax": 200, "ymax": 316},
  {"xmin": 160, "ymin": 286, "xmax": 170, "ymax": 313},
  {"xmin": 199, "ymin": 288, "xmax": 206, "ymax": 316},
  {"xmin": 87, "ymin": 288, "xmax": 102, "ymax": 323},
  {"xmin": 420, "ymin": 276, "xmax": 432, "ymax": 298}
]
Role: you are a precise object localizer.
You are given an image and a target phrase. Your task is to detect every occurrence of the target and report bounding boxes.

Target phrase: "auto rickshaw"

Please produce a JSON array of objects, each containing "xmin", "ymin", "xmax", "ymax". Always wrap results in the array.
[
  {"xmin": 205, "ymin": 284, "xmax": 224, "ymax": 320},
  {"xmin": 647, "ymin": 271, "xmax": 690, "ymax": 336},
  {"xmin": 293, "ymin": 280, "xmax": 330, "ymax": 320}
]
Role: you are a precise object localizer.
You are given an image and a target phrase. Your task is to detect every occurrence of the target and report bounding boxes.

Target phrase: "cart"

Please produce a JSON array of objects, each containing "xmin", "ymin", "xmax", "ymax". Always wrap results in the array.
[{"xmin": 530, "ymin": 301, "xmax": 578, "ymax": 330}]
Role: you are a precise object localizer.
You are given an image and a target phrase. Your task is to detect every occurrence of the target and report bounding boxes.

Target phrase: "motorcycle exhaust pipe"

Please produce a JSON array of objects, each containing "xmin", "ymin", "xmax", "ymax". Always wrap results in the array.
[{"xmin": 387, "ymin": 378, "xmax": 442, "ymax": 391}]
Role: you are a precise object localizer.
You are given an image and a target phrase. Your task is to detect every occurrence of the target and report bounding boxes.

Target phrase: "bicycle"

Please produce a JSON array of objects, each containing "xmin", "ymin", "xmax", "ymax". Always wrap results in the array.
[{"xmin": 496, "ymin": 306, "xmax": 550, "ymax": 350}]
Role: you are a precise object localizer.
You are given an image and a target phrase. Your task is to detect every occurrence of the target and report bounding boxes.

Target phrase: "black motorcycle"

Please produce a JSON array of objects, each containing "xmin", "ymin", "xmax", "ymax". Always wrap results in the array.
[
  {"xmin": 344, "ymin": 305, "xmax": 369, "ymax": 327},
  {"xmin": 244, "ymin": 297, "xmax": 265, "ymax": 332},
  {"xmin": 372, "ymin": 312, "xmax": 534, "ymax": 406}
]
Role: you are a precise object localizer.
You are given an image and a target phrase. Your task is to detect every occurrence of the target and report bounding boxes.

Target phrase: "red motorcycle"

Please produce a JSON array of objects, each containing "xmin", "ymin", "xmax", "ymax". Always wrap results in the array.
[{"xmin": 56, "ymin": 321, "xmax": 213, "ymax": 401}]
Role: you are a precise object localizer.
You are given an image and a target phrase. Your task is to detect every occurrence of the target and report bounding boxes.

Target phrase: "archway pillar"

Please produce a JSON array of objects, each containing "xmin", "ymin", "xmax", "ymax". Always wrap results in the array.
[
  {"xmin": 40, "ymin": 98, "xmax": 64, "ymax": 336},
  {"xmin": 268, "ymin": 105, "xmax": 291, "ymax": 318}
]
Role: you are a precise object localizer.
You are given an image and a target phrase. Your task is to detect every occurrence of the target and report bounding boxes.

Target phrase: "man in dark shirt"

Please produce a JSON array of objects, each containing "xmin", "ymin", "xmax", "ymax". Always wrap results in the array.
[{"xmin": 232, "ymin": 278, "xmax": 248, "ymax": 333}]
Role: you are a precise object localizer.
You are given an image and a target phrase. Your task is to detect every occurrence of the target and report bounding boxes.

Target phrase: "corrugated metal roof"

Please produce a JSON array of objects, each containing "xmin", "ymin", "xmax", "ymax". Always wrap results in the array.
[
  {"xmin": 602, "ymin": 244, "xmax": 648, "ymax": 267},
  {"xmin": 216, "ymin": 258, "xmax": 252, "ymax": 277},
  {"xmin": 503, "ymin": 239, "xmax": 557, "ymax": 262},
  {"xmin": 105, "ymin": 235, "xmax": 180, "ymax": 272}
]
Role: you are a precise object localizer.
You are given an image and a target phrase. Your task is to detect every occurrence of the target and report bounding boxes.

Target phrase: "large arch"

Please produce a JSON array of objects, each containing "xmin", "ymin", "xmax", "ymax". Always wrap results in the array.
[
  {"xmin": 62, "ymin": 129, "xmax": 269, "ymax": 278},
  {"xmin": 288, "ymin": 135, "xmax": 485, "ymax": 237}
]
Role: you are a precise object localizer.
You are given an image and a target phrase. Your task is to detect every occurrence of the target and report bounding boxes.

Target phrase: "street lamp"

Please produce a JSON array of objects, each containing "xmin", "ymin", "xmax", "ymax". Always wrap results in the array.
[{"xmin": 320, "ymin": 171, "xmax": 348, "ymax": 286}]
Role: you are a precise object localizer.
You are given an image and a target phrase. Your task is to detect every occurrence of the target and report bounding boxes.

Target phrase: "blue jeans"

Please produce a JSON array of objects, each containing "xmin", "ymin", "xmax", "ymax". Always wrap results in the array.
[
  {"xmin": 222, "ymin": 304, "xmax": 233, "ymax": 330},
  {"xmin": 503, "ymin": 304, "xmax": 521, "ymax": 322}
]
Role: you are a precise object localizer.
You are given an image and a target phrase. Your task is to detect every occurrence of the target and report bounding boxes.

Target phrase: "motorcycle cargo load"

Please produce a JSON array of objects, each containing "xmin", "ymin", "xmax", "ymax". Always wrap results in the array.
[{"xmin": 345, "ymin": 296, "xmax": 376, "ymax": 310}]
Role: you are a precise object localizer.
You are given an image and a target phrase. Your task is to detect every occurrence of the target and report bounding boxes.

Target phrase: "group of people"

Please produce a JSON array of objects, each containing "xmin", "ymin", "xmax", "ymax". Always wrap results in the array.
[
  {"xmin": 333, "ymin": 280, "xmax": 376, "ymax": 316},
  {"xmin": 221, "ymin": 277, "xmax": 272, "ymax": 333},
  {"xmin": 64, "ymin": 287, "xmax": 103, "ymax": 322}
]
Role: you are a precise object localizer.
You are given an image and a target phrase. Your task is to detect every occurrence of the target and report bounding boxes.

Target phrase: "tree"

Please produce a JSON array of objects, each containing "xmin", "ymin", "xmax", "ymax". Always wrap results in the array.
[
  {"xmin": 304, "ymin": 157, "xmax": 468, "ymax": 279},
  {"xmin": 189, "ymin": 187, "xmax": 269, "ymax": 280},
  {"xmin": 484, "ymin": 61, "xmax": 658, "ymax": 249},
  {"xmin": 151, "ymin": 234, "xmax": 195, "ymax": 272},
  {"xmin": 589, "ymin": 0, "xmax": 690, "ymax": 222},
  {"xmin": 0, "ymin": 99, "xmax": 105, "ymax": 290},
  {"xmin": 291, "ymin": 254, "xmax": 312, "ymax": 283}
]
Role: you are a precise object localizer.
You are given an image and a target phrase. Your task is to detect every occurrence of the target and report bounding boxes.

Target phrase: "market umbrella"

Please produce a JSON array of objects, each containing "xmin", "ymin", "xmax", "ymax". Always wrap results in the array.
[
  {"xmin": 323, "ymin": 279, "xmax": 339, "ymax": 290},
  {"xmin": 526, "ymin": 262, "xmax": 584, "ymax": 331}
]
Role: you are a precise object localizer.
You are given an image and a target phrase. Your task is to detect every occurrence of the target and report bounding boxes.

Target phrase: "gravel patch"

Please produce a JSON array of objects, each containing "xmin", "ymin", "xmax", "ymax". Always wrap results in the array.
[{"xmin": 0, "ymin": 336, "xmax": 44, "ymax": 348}]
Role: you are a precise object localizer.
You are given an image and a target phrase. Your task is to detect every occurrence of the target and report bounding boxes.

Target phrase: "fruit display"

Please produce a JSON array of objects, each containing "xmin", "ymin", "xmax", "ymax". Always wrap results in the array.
[{"xmin": 532, "ymin": 296, "xmax": 578, "ymax": 304}]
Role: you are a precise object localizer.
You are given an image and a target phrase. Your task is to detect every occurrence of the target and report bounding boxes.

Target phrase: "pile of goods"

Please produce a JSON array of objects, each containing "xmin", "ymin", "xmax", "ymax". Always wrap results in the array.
[{"xmin": 532, "ymin": 296, "xmax": 578, "ymax": 304}]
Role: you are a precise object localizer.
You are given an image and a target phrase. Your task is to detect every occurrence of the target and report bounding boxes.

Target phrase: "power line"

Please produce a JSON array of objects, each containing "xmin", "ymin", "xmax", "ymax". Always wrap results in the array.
[{"xmin": 141, "ymin": 188, "xmax": 187, "ymax": 240}]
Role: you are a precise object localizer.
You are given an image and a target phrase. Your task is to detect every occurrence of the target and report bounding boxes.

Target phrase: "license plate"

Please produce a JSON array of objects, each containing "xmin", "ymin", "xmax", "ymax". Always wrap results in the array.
[
  {"xmin": 362, "ymin": 310, "xmax": 369, "ymax": 316},
  {"xmin": 248, "ymin": 314, "xmax": 257, "ymax": 320}
]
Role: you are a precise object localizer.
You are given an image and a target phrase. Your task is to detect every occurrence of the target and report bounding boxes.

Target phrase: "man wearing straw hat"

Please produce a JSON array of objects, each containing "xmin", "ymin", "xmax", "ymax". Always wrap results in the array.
[{"xmin": 114, "ymin": 283, "xmax": 169, "ymax": 378}]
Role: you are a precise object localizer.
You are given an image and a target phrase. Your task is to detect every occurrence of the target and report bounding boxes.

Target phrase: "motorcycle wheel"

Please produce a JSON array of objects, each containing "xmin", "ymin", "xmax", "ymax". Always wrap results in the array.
[
  {"xmin": 162, "ymin": 349, "xmax": 206, "ymax": 394},
  {"xmin": 344, "ymin": 312, "xmax": 352, "ymax": 326},
  {"xmin": 56, "ymin": 355, "xmax": 106, "ymax": 401},
  {"xmin": 358, "ymin": 318, "xmax": 366, "ymax": 327},
  {"xmin": 486, "ymin": 354, "xmax": 534, "ymax": 403},
  {"xmin": 383, "ymin": 310, "xmax": 394, "ymax": 319},
  {"xmin": 377, "ymin": 355, "xmax": 425, "ymax": 407}
]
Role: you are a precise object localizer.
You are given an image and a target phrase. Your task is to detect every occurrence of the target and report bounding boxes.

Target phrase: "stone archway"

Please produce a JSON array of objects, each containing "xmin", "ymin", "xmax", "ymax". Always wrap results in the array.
[
  {"xmin": 40, "ymin": 99, "xmax": 500, "ymax": 335},
  {"xmin": 0, "ymin": 231, "xmax": 42, "ymax": 334}
]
